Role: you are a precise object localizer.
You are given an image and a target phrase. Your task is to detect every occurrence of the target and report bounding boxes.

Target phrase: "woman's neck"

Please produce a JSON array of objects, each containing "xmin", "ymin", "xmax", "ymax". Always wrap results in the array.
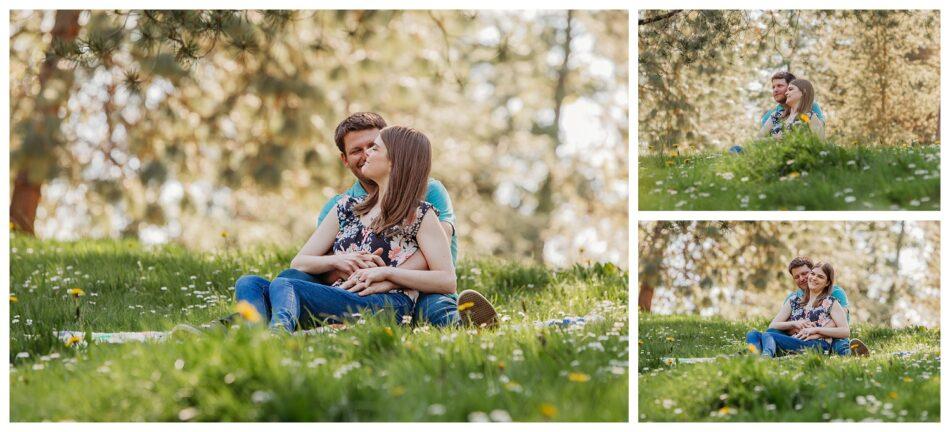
[
  {"xmin": 374, "ymin": 175, "xmax": 390, "ymax": 208},
  {"xmin": 807, "ymin": 287, "xmax": 824, "ymax": 305},
  {"xmin": 787, "ymin": 101, "xmax": 801, "ymax": 116}
]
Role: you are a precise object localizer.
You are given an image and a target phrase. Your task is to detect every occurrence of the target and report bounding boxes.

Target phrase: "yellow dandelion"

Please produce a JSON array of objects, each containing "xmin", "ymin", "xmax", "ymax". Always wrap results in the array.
[
  {"xmin": 567, "ymin": 372, "xmax": 591, "ymax": 383},
  {"xmin": 718, "ymin": 406, "xmax": 734, "ymax": 415},
  {"xmin": 497, "ymin": 361, "xmax": 506, "ymax": 370},
  {"xmin": 389, "ymin": 385, "xmax": 406, "ymax": 397},
  {"xmin": 10, "ymin": 295, "xmax": 18, "ymax": 303},
  {"xmin": 67, "ymin": 288, "xmax": 85, "ymax": 298},
  {"xmin": 903, "ymin": 376, "xmax": 912, "ymax": 383},
  {"xmin": 383, "ymin": 326, "xmax": 394, "ymax": 337},
  {"xmin": 665, "ymin": 336, "xmax": 675, "ymax": 342},
  {"xmin": 800, "ymin": 113, "xmax": 810, "ymax": 123},
  {"xmin": 747, "ymin": 344, "xmax": 758, "ymax": 354},
  {"xmin": 234, "ymin": 301, "xmax": 262, "ymax": 323},
  {"xmin": 788, "ymin": 171, "xmax": 800, "ymax": 179},
  {"xmin": 65, "ymin": 335, "xmax": 83, "ymax": 347},
  {"xmin": 888, "ymin": 391, "xmax": 898, "ymax": 399},
  {"xmin": 457, "ymin": 301, "xmax": 475, "ymax": 312},
  {"xmin": 539, "ymin": 403, "xmax": 558, "ymax": 419},
  {"xmin": 665, "ymin": 358, "xmax": 675, "ymax": 366},
  {"xmin": 665, "ymin": 160, "xmax": 675, "ymax": 167},
  {"xmin": 221, "ymin": 231, "xmax": 228, "ymax": 238}
]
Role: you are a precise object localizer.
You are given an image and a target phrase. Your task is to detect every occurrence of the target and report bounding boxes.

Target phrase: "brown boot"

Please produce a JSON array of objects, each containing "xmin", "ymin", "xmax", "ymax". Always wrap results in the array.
[
  {"xmin": 849, "ymin": 338, "xmax": 870, "ymax": 356},
  {"xmin": 458, "ymin": 289, "xmax": 498, "ymax": 328}
]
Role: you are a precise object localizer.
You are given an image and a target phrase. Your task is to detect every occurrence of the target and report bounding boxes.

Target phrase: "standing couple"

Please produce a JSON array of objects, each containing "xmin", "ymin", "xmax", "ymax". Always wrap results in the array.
[
  {"xmin": 230, "ymin": 112, "xmax": 498, "ymax": 332},
  {"xmin": 757, "ymin": 71, "xmax": 826, "ymax": 140},
  {"xmin": 745, "ymin": 256, "xmax": 870, "ymax": 358}
]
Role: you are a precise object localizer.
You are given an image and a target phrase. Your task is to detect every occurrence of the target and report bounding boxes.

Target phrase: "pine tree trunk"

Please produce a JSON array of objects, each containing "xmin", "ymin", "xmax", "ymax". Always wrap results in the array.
[{"xmin": 9, "ymin": 10, "xmax": 81, "ymax": 235}]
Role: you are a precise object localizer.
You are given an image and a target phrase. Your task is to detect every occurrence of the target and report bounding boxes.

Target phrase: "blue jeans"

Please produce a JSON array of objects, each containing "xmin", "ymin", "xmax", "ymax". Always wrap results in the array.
[
  {"xmin": 413, "ymin": 293, "xmax": 459, "ymax": 327},
  {"xmin": 765, "ymin": 328, "xmax": 850, "ymax": 356},
  {"xmin": 234, "ymin": 269, "xmax": 413, "ymax": 332},
  {"xmin": 747, "ymin": 330, "xmax": 831, "ymax": 358}
]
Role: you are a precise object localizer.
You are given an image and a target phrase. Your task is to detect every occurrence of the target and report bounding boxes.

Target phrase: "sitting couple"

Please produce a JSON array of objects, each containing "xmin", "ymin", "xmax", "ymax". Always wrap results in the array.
[
  {"xmin": 757, "ymin": 71, "xmax": 826, "ymax": 140},
  {"xmin": 746, "ymin": 256, "xmax": 869, "ymax": 358},
  {"xmin": 227, "ymin": 112, "xmax": 497, "ymax": 332}
]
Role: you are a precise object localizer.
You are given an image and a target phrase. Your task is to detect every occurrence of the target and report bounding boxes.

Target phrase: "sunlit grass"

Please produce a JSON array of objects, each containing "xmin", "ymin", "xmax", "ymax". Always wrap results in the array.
[
  {"xmin": 638, "ymin": 135, "xmax": 939, "ymax": 211},
  {"xmin": 638, "ymin": 314, "xmax": 940, "ymax": 422},
  {"xmin": 9, "ymin": 237, "xmax": 628, "ymax": 421}
]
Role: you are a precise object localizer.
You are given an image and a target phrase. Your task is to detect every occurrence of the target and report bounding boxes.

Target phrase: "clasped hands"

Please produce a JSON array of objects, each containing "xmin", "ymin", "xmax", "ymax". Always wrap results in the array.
[
  {"xmin": 790, "ymin": 319, "xmax": 822, "ymax": 340},
  {"xmin": 332, "ymin": 249, "xmax": 399, "ymax": 296}
]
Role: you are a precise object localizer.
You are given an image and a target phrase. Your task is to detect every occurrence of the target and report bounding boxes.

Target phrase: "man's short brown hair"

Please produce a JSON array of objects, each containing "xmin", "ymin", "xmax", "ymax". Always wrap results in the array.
[
  {"xmin": 787, "ymin": 256, "xmax": 814, "ymax": 274},
  {"xmin": 334, "ymin": 112, "xmax": 387, "ymax": 153},
  {"xmin": 771, "ymin": 71, "xmax": 797, "ymax": 85}
]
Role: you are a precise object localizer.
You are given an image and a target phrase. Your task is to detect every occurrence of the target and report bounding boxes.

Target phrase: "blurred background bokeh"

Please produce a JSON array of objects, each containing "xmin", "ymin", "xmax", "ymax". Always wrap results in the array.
[
  {"xmin": 638, "ymin": 221, "xmax": 940, "ymax": 327},
  {"xmin": 639, "ymin": 10, "xmax": 939, "ymax": 154},
  {"xmin": 10, "ymin": 10, "xmax": 628, "ymax": 267}
]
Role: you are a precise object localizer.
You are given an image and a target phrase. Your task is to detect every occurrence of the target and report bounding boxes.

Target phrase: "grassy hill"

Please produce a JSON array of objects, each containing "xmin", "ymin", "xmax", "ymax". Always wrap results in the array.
[
  {"xmin": 638, "ymin": 314, "xmax": 940, "ymax": 422},
  {"xmin": 9, "ymin": 237, "xmax": 628, "ymax": 421},
  {"xmin": 639, "ymin": 136, "xmax": 939, "ymax": 211}
]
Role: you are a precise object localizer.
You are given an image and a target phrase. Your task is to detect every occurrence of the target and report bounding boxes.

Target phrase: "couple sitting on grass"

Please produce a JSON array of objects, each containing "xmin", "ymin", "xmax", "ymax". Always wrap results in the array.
[
  {"xmin": 729, "ymin": 71, "xmax": 826, "ymax": 154},
  {"xmin": 746, "ymin": 256, "xmax": 870, "ymax": 358},
  {"xmin": 219, "ymin": 113, "xmax": 498, "ymax": 333},
  {"xmin": 757, "ymin": 71, "xmax": 826, "ymax": 140}
]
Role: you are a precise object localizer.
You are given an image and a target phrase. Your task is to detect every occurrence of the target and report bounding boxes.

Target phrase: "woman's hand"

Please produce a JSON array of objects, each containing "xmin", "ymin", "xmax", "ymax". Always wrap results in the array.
[
  {"xmin": 792, "ymin": 326, "xmax": 822, "ymax": 340},
  {"xmin": 791, "ymin": 319, "xmax": 815, "ymax": 331},
  {"xmin": 341, "ymin": 266, "xmax": 394, "ymax": 296},
  {"xmin": 331, "ymin": 251, "xmax": 386, "ymax": 275}
]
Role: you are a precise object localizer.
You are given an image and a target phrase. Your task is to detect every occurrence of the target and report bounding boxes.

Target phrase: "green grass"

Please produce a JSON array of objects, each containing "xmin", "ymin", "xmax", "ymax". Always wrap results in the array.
[
  {"xmin": 9, "ymin": 237, "xmax": 628, "ymax": 421},
  {"xmin": 638, "ymin": 134, "xmax": 939, "ymax": 210},
  {"xmin": 638, "ymin": 314, "xmax": 940, "ymax": 422}
]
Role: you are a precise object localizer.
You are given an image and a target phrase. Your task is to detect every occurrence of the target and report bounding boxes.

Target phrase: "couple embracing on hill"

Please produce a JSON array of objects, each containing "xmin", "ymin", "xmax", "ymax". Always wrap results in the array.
[
  {"xmin": 215, "ymin": 113, "xmax": 499, "ymax": 332},
  {"xmin": 728, "ymin": 71, "xmax": 827, "ymax": 155}
]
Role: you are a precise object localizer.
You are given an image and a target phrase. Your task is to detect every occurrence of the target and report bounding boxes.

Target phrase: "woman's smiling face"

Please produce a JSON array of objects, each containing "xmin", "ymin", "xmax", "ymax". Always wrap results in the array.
[
  {"xmin": 784, "ymin": 84, "xmax": 802, "ymax": 106},
  {"xmin": 807, "ymin": 266, "xmax": 829, "ymax": 291},
  {"xmin": 360, "ymin": 133, "xmax": 391, "ymax": 181}
]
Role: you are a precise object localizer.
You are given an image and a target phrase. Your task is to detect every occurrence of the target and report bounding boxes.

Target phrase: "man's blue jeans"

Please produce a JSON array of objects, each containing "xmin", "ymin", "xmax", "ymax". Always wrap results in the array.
[
  {"xmin": 747, "ymin": 330, "xmax": 832, "ymax": 358},
  {"xmin": 413, "ymin": 293, "xmax": 459, "ymax": 327},
  {"xmin": 234, "ymin": 269, "xmax": 413, "ymax": 332},
  {"xmin": 765, "ymin": 327, "xmax": 850, "ymax": 356}
]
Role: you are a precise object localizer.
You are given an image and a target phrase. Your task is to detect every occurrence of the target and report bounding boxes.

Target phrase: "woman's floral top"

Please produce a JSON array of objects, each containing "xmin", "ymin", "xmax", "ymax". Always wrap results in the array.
[
  {"xmin": 768, "ymin": 108, "xmax": 815, "ymax": 137},
  {"xmin": 789, "ymin": 292, "xmax": 839, "ymax": 343},
  {"xmin": 332, "ymin": 194, "xmax": 434, "ymax": 301}
]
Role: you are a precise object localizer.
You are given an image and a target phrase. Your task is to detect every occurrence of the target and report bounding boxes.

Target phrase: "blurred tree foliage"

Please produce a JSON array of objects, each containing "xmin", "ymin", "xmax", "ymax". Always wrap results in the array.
[
  {"xmin": 638, "ymin": 221, "xmax": 940, "ymax": 327},
  {"xmin": 638, "ymin": 10, "xmax": 939, "ymax": 154},
  {"xmin": 10, "ymin": 10, "xmax": 628, "ymax": 266}
]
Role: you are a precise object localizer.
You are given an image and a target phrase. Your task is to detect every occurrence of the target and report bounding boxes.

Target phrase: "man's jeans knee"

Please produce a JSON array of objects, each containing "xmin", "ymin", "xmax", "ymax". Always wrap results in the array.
[
  {"xmin": 831, "ymin": 338, "xmax": 851, "ymax": 356},
  {"xmin": 414, "ymin": 293, "xmax": 459, "ymax": 327},
  {"xmin": 275, "ymin": 268, "xmax": 320, "ymax": 283}
]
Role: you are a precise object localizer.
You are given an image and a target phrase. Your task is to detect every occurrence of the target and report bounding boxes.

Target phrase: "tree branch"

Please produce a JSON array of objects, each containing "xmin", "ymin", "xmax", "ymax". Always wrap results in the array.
[{"xmin": 638, "ymin": 10, "xmax": 682, "ymax": 26}]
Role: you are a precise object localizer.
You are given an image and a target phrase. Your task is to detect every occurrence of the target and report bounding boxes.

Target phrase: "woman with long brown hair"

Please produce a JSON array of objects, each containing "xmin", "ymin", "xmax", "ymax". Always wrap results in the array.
[
  {"xmin": 759, "ymin": 78, "xmax": 826, "ymax": 140},
  {"xmin": 240, "ymin": 126, "xmax": 483, "ymax": 331},
  {"xmin": 746, "ymin": 261, "xmax": 850, "ymax": 357}
]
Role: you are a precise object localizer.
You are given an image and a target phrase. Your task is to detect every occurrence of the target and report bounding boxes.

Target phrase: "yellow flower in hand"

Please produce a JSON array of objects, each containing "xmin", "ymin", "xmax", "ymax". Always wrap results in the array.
[{"xmin": 800, "ymin": 113, "xmax": 810, "ymax": 123}]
